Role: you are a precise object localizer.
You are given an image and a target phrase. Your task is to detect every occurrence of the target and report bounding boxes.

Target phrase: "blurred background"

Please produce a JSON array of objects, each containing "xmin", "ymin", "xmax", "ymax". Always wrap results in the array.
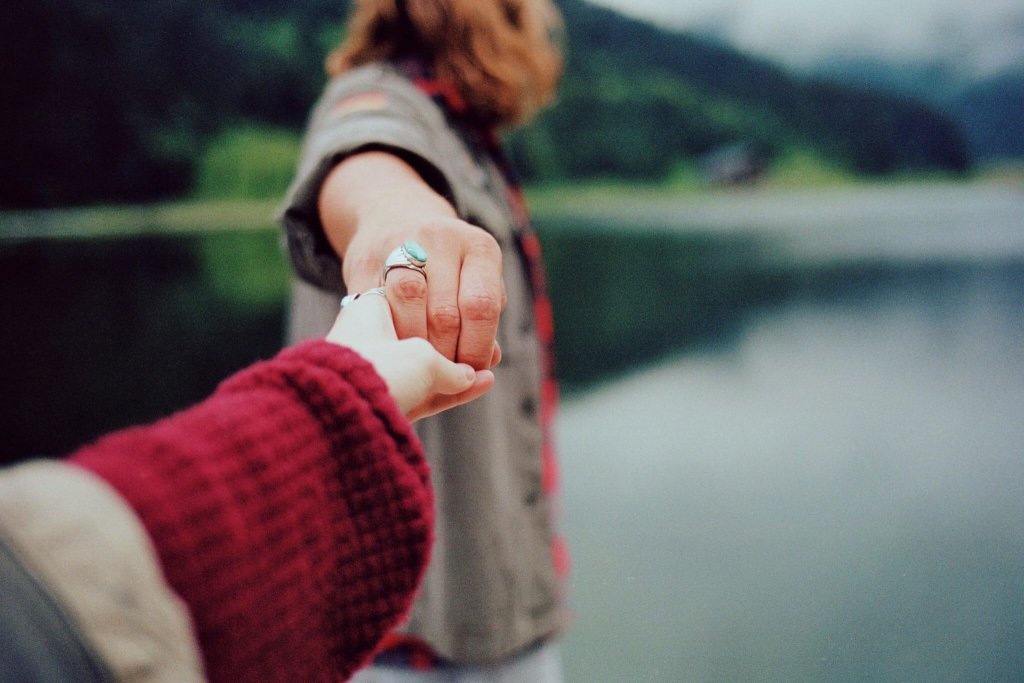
[{"xmin": 1, "ymin": 0, "xmax": 1022, "ymax": 680}]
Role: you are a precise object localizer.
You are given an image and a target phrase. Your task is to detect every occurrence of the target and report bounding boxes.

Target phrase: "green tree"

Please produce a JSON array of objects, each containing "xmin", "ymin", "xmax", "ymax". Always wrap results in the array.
[{"xmin": 0, "ymin": 0, "xmax": 238, "ymax": 207}]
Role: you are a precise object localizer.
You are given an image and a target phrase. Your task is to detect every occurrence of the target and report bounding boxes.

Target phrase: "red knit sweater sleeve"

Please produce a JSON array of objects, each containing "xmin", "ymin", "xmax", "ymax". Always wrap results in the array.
[{"xmin": 70, "ymin": 340, "xmax": 433, "ymax": 682}]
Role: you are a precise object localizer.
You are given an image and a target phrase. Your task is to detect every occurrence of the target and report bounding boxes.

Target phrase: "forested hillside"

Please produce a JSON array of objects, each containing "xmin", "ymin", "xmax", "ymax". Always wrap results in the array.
[
  {"xmin": 813, "ymin": 56, "xmax": 1024, "ymax": 164},
  {"xmin": 0, "ymin": 0, "xmax": 970, "ymax": 208},
  {"xmin": 514, "ymin": 0, "xmax": 970, "ymax": 180},
  {"xmin": 951, "ymin": 68, "xmax": 1024, "ymax": 161}
]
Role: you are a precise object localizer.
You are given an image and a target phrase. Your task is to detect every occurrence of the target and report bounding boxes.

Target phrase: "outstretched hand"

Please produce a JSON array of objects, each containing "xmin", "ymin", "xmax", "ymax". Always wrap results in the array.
[
  {"xmin": 320, "ymin": 152, "xmax": 505, "ymax": 371},
  {"xmin": 326, "ymin": 291, "xmax": 494, "ymax": 422},
  {"xmin": 343, "ymin": 216, "xmax": 505, "ymax": 372}
]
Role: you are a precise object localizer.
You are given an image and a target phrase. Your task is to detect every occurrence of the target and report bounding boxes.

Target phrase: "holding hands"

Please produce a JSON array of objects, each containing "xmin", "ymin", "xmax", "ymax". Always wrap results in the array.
[
  {"xmin": 320, "ymin": 152, "xmax": 506, "ymax": 372},
  {"xmin": 327, "ymin": 282, "xmax": 495, "ymax": 422}
]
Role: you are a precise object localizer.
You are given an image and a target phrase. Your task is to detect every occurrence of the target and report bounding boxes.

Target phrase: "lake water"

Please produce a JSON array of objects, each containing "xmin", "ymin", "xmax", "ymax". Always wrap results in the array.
[
  {"xmin": 554, "ymin": 186, "xmax": 1024, "ymax": 682},
  {"xmin": 1, "ymin": 184, "xmax": 1021, "ymax": 680}
]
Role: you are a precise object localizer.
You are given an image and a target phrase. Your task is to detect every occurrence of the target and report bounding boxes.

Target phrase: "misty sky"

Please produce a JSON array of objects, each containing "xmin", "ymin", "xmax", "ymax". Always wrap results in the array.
[{"xmin": 589, "ymin": 0, "xmax": 1024, "ymax": 76}]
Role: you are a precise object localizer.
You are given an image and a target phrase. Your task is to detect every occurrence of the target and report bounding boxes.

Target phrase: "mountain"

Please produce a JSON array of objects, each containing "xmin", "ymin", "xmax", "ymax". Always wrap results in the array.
[
  {"xmin": 813, "ymin": 56, "xmax": 970, "ymax": 105},
  {"xmin": 812, "ymin": 56, "xmax": 1024, "ymax": 162},
  {"xmin": 953, "ymin": 67, "xmax": 1024, "ymax": 161},
  {"xmin": 0, "ymin": 0, "xmax": 972, "ymax": 208},
  {"xmin": 513, "ymin": 0, "xmax": 969, "ymax": 181}
]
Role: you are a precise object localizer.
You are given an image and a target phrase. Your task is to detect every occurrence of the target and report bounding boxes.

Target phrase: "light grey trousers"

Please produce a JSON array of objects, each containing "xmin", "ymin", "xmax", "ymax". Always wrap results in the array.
[{"xmin": 348, "ymin": 641, "xmax": 563, "ymax": 683}]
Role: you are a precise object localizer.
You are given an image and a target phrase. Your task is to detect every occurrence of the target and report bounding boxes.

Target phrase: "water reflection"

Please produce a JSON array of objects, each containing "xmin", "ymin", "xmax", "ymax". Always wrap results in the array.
[
  {"xmin": 540, "ymin": 224, "xmax": 784, "ymax": 389},
  {"xmin": 2, "ymin": 186, "xmax": 1021, "ymax": 679},
  {"xmin": 0, "ymin": 234, "xmax": 289, "ymax": 461},
  {"xmin": 558, "ymin": 264, "xmax": 1024, "ymax": 681}
]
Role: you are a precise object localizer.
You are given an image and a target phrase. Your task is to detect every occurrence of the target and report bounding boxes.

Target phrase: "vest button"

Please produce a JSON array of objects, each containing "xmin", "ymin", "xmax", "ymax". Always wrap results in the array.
[{"xmin": 520, "ymin": 396, "xmax": 536, "ymax": 416}]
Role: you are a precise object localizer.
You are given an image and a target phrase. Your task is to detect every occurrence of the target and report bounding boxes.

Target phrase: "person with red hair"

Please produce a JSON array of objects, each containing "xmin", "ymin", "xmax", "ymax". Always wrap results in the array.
[{"xmin": 280, "ymin": 0, "xmax": 570, "ymax": 680}]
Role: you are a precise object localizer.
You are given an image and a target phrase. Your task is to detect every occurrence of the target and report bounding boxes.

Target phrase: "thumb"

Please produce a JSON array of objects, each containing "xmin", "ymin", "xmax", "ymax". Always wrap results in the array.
[
  {"xmin": 427, "ymin": 356, "xmax": 478, "ymax": 396},
  {"xmin": 406, "ymin": 366, "xmax": 495, "ymax": 422}
]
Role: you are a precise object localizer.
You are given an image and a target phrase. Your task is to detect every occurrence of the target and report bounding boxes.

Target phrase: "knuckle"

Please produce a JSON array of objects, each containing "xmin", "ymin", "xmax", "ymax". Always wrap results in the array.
[
  {"xmin": 393, "ymin": 274, "xmax": 427, "ymax": 302},
  {"xmin": 460, "ymin": 291, "xmax": 502, "ymax": 323},
  {"xmin": 430, "ymin": 304, "xmax": 462, "ymax": 334},
  {"xmin": 467, "ymin": 231, "xmax": 501, "ymax": 259}
]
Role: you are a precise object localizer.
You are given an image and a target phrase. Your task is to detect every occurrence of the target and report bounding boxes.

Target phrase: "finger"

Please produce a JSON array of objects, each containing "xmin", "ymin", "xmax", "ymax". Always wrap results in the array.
[
  {"xmin": 423, "ymin": 245, "xmax": 462, "ymax": 361},
  {"xmin": 455, "ymin": 236, "xmax": 504, "ymax": 369},
  {"xmin": 489, "ymin": 341, "xmax": 502, "ymax": 368},
  {"xmin": 429, "ymin": 359, "xmax": 477, "ymax": 397},
  {"xmin": 343, "ymin": 249, "xmax": 387, "ymax": 293},
  {"xmin": 327, "ymin": 290, "xmax": 394, "ymax": 347},
  {"xmin": 385, "ymin": 268, "xmax": 429, "ymax": 341},
  {"xmin": 408, "ymin": 370, "xmax": 495, "ymax": 422}
]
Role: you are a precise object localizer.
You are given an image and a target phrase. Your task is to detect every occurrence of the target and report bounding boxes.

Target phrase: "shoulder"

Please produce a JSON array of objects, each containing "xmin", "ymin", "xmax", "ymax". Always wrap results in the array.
[
  {"xmin": 327, "ymin": 62, "xmax": 414, "ymax": 94},
  {"xmin": 318, "ymin": 62, "xmax": 443, "ymax": 127}
]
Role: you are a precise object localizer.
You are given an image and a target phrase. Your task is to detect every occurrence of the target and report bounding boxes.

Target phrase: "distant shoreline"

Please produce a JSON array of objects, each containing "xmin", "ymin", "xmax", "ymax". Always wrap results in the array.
[{"xmin": 1, "ymin": 175, "xmax": 1019, "ymax": 243}]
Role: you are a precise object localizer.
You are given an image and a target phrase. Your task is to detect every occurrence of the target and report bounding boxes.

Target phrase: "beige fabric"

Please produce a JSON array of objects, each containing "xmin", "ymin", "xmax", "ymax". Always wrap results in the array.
[
  {"xmin": 0, "ymin": 461, "xmax": 205, "ymax": 682},
  {"xmin": 281, "ymin": 63, "xmax": 564, "ymax": 663}
]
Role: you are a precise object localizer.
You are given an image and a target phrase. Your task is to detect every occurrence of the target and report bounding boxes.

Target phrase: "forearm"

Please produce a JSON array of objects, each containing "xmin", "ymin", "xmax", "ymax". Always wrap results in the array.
[
  {"xmin": 70, "ymin": 341, "xmax": 433, "ymax": 682},
  {"xmin": 319, "ymin": 151, "xmax": 456, "ymax": 268}
]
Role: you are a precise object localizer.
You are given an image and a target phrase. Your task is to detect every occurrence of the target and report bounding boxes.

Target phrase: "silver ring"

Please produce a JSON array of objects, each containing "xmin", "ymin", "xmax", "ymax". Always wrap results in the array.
[
  {"xmin": 340, "ymin": 286, "xmax": 386, "ymax": 309},
  {"xmin": 383, "ymin": 240, "xmax": 428, "ymax": 283}
]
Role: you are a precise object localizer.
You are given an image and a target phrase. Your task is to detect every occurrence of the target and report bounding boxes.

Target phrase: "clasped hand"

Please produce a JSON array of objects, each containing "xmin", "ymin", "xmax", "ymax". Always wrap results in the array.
[
  {"xmin": 327, "ymin": 289, "xmax": 494, "ymax": 422},
  {"xmin": 318, "ymin": 152, "xmax": 507, "ymax": 419},
  {"xmin": 343, "ymin": 214, "xmax": 506, "ymax": 372}
]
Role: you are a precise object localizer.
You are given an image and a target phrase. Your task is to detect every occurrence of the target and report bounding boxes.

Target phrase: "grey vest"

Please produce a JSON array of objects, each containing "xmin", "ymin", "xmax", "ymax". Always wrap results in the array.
[{"xmin": 280, "ymin": 63, "xmax": 565, "ymax": 663}]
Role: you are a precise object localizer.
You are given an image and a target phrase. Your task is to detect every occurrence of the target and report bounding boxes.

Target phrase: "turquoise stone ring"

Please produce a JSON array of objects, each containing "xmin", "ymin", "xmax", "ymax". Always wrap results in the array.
[
  {"xmin": 401, "ymin": 240, "xmax": 428, "ymax": 267},
  {"xmin": 383, "ymin": 240, "xmax": 429, "ymax": 282}
]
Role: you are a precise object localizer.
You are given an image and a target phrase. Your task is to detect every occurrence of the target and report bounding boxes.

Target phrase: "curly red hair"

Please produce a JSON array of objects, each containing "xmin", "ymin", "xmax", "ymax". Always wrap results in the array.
[{"xmin": 327, "ymin": 0, "xmax": 563, "ymax": 127}]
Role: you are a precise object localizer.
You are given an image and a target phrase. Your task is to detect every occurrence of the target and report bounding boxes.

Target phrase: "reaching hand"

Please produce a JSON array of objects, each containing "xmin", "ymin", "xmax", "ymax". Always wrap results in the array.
[
  {"xmin": 344, "ymin": 217, "xmax": 505, "ymax": 371},
  {"xmin": 321, "ymin": 151, "xmax": 505, "ymax": 371},
  {"xmin": 326, "ymin": 290, "xmax": 494, "ymax": 422}
]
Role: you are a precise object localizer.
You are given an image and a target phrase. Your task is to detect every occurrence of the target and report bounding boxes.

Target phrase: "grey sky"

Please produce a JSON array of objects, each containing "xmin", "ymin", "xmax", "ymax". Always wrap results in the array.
[{"xmin": 588, "ymin": 0, "xmax": 1024, "ymax": 76}]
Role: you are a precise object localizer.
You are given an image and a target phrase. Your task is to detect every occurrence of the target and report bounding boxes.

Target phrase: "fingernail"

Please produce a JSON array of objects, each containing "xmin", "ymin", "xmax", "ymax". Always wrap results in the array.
[{"xmin": 461, "ymin": 365, "xmax": 476, "ymax": 383}]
